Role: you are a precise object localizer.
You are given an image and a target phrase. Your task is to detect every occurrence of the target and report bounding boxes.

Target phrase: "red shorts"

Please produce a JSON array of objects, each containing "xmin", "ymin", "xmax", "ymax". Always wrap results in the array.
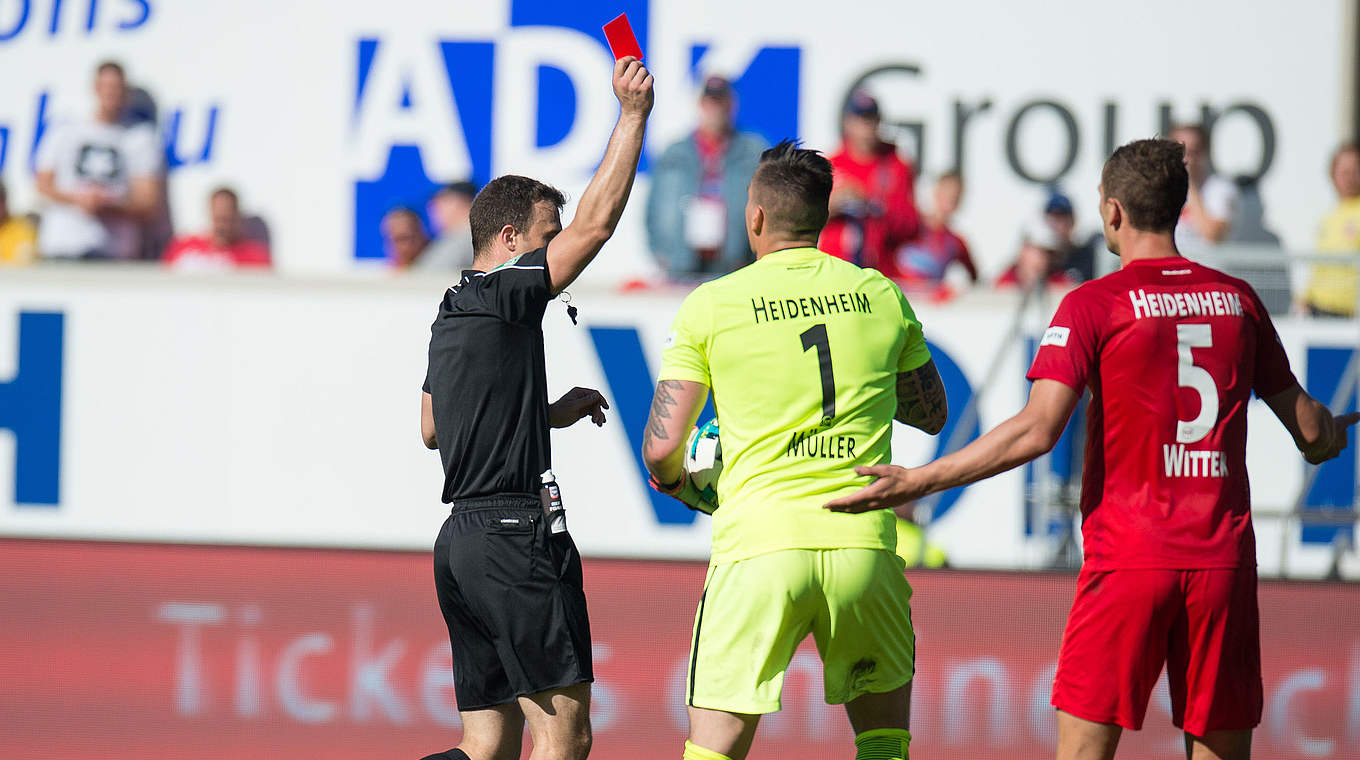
[{"xmin": 1051, "ymin": 567, "xmax": 1262, "ymax": 735}]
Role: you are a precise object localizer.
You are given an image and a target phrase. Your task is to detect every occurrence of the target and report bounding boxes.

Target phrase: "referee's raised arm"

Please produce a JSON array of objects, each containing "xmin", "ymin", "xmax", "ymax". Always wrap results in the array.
[{"xmin": 544, "ymin": 56, "xmax": 654, "ymax": 294}]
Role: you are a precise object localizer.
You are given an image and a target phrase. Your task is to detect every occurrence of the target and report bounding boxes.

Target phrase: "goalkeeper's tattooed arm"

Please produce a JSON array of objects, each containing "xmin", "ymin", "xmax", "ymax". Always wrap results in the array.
[
  {"xmin": 894, "ymin": 360, "xmax": 947, "ymax": 435},
  {"xmin": 641, "ymin": 378, "xmax": 708, "ymax": 489}
]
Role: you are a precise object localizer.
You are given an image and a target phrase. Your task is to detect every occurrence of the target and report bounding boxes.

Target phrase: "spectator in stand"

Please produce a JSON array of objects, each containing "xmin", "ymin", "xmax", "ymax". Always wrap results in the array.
[
  {"xmin": 1307, "ymin": 142, "xmax": 1360, "ymax": 317},
  {"xmin": 997, "ymin": 189, "xmax": 1101, "ymax": 290},
  {"xmin": 892, "ymin": 170, "xmax": 977, "ymax": 287},
  {"xmin": 646, "ymin": 75, "xmax": 766, "ymax": 280},
  {"xmin": 162, "ymin": 187, "xmax": 271, "ymax": 271},
  {"xmin": 1039, "ymin": 189, "xmax": 1102, "ymax": 283},
  {"xmin": 34, "ymin": 60, "xmax": 162, "ymax": 260},
  {"xmin": 1226, "ymin": 177, "xmax": 1280, "ymax": 246},
  {"xmin": 0, "ymin": 180, "xmax": 38, "ymax": 266},
  {"xmin": 820, "ymin": 89, "xmax": 920, "ymax": 277},
  {"xmin": 417, "ymin": 181, "xmax": 477, "ymax": 272},
  {"xmin": 381, "ymin": 207, "xmax": 429, "ymax": 270},
  {"xmin": 1172, "ymin": 123, "xmax": 1239, "ymax": 256},
  {"xmin": 996, "ymin": 216, "xmax": 1078, "ymax": 290}
]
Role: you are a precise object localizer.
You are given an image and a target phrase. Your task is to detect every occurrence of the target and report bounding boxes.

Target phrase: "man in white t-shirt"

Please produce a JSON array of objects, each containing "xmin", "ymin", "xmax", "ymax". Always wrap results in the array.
[
  {"xmin": 1172, "ymin": 123, "xmax": 1239, "ymax": 256},
  {"xmin": 35, "ymin": 61, "xmax": 162, "ymax": 260}
]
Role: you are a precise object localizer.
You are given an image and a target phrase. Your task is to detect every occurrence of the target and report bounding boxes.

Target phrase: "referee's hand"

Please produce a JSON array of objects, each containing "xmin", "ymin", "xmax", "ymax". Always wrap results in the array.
[
  {"xmin": 612, "ymin": 56, "xmax": 653, "ymax": 117},
  {"xmin": 549, "ymin": 387, "xmax": 610, "ymax": 429}
]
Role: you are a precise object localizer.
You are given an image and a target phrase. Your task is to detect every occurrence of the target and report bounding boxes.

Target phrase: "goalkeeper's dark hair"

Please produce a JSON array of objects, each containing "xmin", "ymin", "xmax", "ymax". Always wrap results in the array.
[{"xmin": 751, "ymin": 139, "xmax": 834, "ymax": 238}]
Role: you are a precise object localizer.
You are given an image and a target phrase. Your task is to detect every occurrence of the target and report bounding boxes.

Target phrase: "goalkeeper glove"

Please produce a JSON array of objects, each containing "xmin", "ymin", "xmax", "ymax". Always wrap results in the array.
[{"xmin": 649, "ymin": 472, "xmax": 717, "ymax": 515}]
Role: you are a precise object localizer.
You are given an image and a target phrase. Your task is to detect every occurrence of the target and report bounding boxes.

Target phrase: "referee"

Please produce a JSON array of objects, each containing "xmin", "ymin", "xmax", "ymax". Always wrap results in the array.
[{"xmin": 418, "ymin": 57, "xmax": 653, "ymax": 760}]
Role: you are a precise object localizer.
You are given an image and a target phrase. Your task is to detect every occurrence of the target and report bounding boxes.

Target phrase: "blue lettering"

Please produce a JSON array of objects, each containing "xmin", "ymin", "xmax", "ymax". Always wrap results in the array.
[
  {"xmin": 0, "ymin": 312, "xmax": 64, "ymax": 506},
  {"xmin": 117, "ymin": 0, "xmax": 149, "ymax": 30},
  {"xmin": 0, "ymin": 0, "xmax": 31, "ymax": 42},
  {"xmin": 354, "ymin": 37, "xmax": 379, "ymax": 118},
  {"xmin": 509, "ymin": 0, "xmax": 647, "ymax": 168},
  {"xmin": 351, "ymin": 0, "xmax": 800, "ymax": 260},
  {"xmin": 689, "ymin": 44, "xmax": 801, "ymax": 149},
  {"xmin": 163, "ymin": 104, "xmax": 220, "ymax": 169},
  {"xmin": 589, "ymin": 326, "xmax": 713, "ymax": 526},
  {"xmin": 437, "ymin": 41, "xmax": 494, "ymax": 186},
  {"xmin": 919, "ymin": 341, "xmax": 979, "ymax": 522},
  {"xmin": 535, "ymin": 65, "xmax": 575, "ymax": 149},
  {"xmin": 0, "ymin": 0, "xmax": 146, "ymax": 38},
  {"xmin": 1303, "ymin": 346, "xmax": 1357, "ymax": 544},
  {"xmin": 28, "ymin": 90, "xmax": 50, "ymax": 172},
  {"xmin": 1022, "ymin": 334, "xmax": 1082, "ymax": 536},
  {"xmin": 350, "ymin": 39, "xmax": 494, "ymax": 261}
]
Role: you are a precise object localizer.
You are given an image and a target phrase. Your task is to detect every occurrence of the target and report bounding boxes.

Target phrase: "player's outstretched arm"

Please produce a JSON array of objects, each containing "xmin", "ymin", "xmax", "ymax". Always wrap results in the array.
[
  {"xmin": 1264, "ymin": 384, "xmax": 1359, "ymax": 465},
  {"xmin": 826, "ymin": 379, "xmax": 1079, "ymax": 513},
  {"xmin": 544, "ymin": 56, "xmax": 653, "ymax": 294},
  {"xmin": 420, "ymin": 391, "xmax": 437, "ymax": 449},
  {"xmin": 895, "ymin": 359, "xmax": 948, "ymax": 434},
  {"xmin": 641, "ymin": 379, "xmax": 708, "ymax": 488}
]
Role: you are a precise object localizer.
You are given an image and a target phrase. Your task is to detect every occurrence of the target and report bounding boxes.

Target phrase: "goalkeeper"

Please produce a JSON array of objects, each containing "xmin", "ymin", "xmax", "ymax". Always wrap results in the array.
[{"xmin": 641, "ymin": 140, "xmax": 947, "ymax": 760}]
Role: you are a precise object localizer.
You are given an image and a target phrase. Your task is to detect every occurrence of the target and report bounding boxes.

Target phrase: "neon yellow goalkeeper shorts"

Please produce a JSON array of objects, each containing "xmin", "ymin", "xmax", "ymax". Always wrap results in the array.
[{"xmin": 685, "ymin": 548, "xmax": 915, "ymax": 714}]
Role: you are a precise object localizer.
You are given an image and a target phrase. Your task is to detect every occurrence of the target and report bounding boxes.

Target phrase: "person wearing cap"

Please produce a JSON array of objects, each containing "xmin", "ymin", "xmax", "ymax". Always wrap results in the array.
[
  {"xmin": 647, "ymin": 75, "xmax": 768, "ymax": 281},
  {"xmin": 996, "ymin": 189, "xmax": 1099, "ymax": 289},
  {"xmin": 820, "ymin": 90, "xmax": 921, "ymax": 278},
  {"xmin": 1039, "ymin": 188, "xmax": 1101, "ymax": 283}
]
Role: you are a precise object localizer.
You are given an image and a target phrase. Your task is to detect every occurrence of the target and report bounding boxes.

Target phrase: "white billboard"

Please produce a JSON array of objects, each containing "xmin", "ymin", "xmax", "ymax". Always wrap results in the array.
[
  {"xmin": 0, "ymin": 268, "xmax": 1355, "ymax": 578},
  {"xmin": 0, "ymin": 0, "xmax": 1351, "ymax": 279}
]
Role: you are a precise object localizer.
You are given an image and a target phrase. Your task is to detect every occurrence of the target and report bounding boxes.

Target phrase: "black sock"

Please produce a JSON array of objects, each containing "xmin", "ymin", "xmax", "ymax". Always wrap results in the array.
[{"xmin": 419, "ymin": 750, "xmax": 469, "ymax": 760}]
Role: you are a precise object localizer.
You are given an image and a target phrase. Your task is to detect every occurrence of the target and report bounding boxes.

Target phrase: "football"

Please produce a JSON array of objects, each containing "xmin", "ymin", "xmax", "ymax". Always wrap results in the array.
[{"xmin": 685, "ymin": 418, "xmax": 723, "ymax": 504}]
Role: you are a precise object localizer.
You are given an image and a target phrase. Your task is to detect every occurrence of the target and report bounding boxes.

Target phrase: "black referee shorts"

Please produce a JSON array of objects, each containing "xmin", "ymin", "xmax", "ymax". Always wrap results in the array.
[{"xmin": 433, "ymin": 495, "xmax": 593, "ymax": 711}]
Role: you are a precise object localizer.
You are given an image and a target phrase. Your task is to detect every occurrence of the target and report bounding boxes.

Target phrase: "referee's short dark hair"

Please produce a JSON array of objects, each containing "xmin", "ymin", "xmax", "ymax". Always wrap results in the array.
[
  {"xmin": 750, "ymin": 139, "xmax": 834, "ymax": 238},
  {"xmin": 469, "ymin": 175, "xmax": 566, "ymax": 254},
  {"xmin": 1101, "ymin": 138, "xmax": 1189, "ymax": 233}
]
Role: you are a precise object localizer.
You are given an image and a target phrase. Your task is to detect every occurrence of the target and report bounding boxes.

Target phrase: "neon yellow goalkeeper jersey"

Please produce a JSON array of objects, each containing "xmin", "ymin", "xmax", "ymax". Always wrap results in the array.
[{"xmin": 658, "ymin": 247, "xmax": 932, "ymax": 563}]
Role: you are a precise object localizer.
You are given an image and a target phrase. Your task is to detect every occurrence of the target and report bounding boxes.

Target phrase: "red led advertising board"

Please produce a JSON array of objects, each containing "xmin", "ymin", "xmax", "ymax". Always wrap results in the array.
[{"xmin": 0, "ymin": 539, "xmax": 1355, "ymax": 759}]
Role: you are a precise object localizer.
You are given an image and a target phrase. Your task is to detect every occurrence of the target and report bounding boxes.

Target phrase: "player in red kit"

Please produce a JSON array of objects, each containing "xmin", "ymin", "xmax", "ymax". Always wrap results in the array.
[{"xmin": 824, "ymin": 139, "xmax": 1358, "ymax": 760}]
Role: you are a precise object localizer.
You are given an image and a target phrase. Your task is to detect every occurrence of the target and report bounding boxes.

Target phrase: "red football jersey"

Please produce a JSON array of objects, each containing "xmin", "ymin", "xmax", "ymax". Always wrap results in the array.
[{"xmin": 1027, "ymin": 256, "xmax": 1297, "ymax": 569}]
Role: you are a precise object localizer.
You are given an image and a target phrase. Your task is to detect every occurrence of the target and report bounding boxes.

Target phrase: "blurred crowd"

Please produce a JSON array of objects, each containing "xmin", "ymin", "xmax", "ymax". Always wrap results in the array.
[
  {"xmin": 640, "ymin": 81, "xmax": 1360, "ymax": 318},
  {"xmin": 2, "ymin": 60, "xmax": 1356, "ymax": 318},
  {"xmin": 3, "ymin": 61, "xmax": 273, "ymax": 272}
]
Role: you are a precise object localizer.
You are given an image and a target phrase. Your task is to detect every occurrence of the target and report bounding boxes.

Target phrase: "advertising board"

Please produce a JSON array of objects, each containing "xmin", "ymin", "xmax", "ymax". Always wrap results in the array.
[{"xmin": 1, "ymin": 538, "xmax": 1356, "ymax": 759}]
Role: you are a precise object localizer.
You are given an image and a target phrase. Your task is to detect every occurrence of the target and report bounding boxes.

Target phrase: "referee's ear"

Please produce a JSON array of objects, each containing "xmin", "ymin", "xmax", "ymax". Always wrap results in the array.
[{"xmin": 497, "ymin": 223, "xmax": 518, "ymax": 254}]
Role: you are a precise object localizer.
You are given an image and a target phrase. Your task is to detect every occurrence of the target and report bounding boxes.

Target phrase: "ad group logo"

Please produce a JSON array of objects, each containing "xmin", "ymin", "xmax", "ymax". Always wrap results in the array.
[{"xmin": 348, "ymin": 0, "xmax": 800, "ymax": 261}]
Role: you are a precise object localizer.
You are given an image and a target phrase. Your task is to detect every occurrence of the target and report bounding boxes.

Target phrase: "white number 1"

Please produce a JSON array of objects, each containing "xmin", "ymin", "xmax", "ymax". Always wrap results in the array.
[{"xmin": 1176, "ymin": 323, "xmax": 1218, "ymax": 443}]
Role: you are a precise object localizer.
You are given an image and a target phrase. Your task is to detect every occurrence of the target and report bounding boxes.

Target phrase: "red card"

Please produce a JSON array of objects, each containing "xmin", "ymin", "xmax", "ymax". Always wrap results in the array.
[{"xmin": 603, "ymin": 13, "xmax": 643, "ymax": 61}]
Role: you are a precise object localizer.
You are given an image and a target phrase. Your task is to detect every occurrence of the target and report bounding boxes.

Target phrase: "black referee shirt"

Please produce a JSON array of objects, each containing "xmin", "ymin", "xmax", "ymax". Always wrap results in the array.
[{"xmin": 423, "ymin": 247, "xmax": 554, "ymax": 502}]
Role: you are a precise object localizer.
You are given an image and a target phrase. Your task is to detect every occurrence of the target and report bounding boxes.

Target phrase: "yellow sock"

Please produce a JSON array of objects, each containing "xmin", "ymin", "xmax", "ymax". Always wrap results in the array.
[
  {"xmin": 683, "ymin": 740, "xmax": 733, "ymax": 760},
  {"xmin": 855, "ymin": 728, "xmax": 911, "ymax": 760}
]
